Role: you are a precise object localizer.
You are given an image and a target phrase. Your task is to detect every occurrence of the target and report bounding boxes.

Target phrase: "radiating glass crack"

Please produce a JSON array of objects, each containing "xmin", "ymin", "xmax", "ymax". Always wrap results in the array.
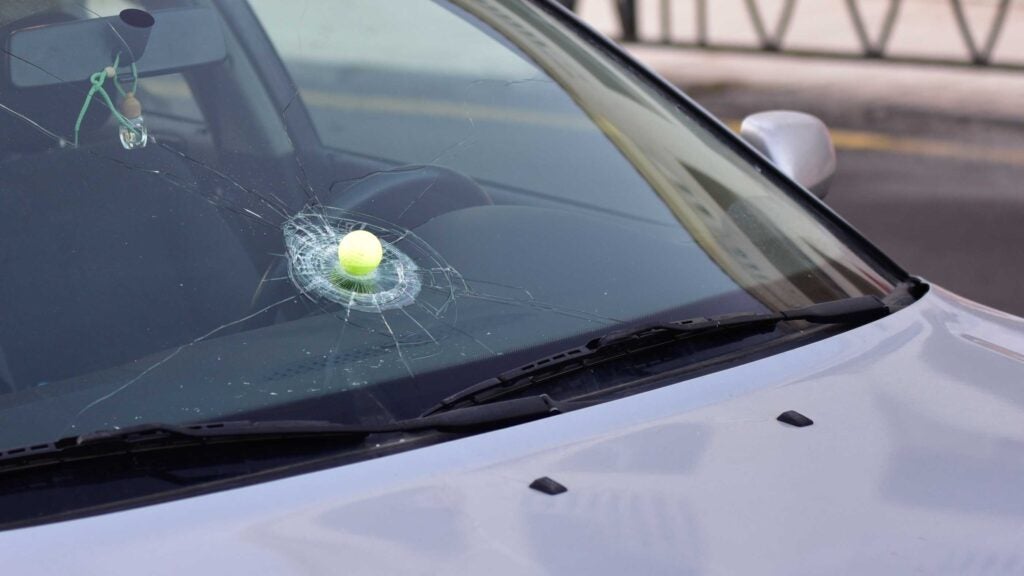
[
  {"xmin": 1, "ymin": 38, "xmax": 633, "ymax": 437},
  {"xmin": 65, "ymin": 294, "xmax": 300, "ymax": 433}
]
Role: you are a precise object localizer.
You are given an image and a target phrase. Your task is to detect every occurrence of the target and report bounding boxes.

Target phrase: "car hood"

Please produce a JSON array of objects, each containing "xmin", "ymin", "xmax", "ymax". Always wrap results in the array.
[{"xmin": 4, "ymin": 286, "xmax": 1024, "ymax": 575}]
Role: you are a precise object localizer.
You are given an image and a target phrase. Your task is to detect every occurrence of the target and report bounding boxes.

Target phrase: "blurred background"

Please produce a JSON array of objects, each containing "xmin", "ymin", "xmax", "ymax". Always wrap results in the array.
[{"xmin": 560, "ymin": 0, "xmax": 1024, "ymax": 315}]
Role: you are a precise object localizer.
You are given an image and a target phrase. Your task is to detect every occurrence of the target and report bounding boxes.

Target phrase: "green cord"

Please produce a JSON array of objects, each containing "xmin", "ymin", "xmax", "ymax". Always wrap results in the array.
[
  {"xmin": 113, "ymin": 62, "xmax": 138, "ymax": 97},
  {"xmin": 72, "ymin": 54, "xmax": 140, "ymax": 147}
]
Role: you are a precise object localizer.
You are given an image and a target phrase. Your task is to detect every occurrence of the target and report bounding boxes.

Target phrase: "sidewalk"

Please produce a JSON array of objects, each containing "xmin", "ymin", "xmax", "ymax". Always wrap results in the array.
[
  {"xmin": 635, "ymin": 46, "xmax": 1024, "ymax": 126},
  {"xmin": 575, "ymin": 0, "xmax": 1024, "ymax": 63}
]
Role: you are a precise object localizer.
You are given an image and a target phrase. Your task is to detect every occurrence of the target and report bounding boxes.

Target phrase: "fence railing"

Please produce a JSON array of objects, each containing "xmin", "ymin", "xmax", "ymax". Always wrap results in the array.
[{"xmin": 556, "ymin": 0, "xmax": 1023, "ymax": 70}]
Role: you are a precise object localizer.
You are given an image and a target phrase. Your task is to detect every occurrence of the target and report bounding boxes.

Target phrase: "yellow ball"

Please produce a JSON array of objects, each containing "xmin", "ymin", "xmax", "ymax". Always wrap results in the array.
[{"xmin": 337, "ymin": 230, "xmax": 383, "ymax": 276}]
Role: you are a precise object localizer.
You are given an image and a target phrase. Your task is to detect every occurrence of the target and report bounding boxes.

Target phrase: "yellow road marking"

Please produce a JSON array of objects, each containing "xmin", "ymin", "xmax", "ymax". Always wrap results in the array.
[
  {"xmin": 725, "ymin": 119, "xmax": 1024, "ymax": 167},
  {"xmin": 308, "ymin": 91, "xmax": 1024, "ymax": 168},
  {"xmin": 832, "ymin": 129, "xmax": 1024, "ymax": 167},
  {"xmin": 145, "ymin": 77, "xmax": 1024, "ymax": 168},
  {"xmin": 299, "ymin": 90, "xmax": 591, "ymax": 130}
]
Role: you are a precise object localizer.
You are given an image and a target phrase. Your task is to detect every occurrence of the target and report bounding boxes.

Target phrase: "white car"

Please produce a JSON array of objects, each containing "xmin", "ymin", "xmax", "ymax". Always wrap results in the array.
[{"xmin": 1, "ymin": 1, "xmax": 1021, "ymax": 574}]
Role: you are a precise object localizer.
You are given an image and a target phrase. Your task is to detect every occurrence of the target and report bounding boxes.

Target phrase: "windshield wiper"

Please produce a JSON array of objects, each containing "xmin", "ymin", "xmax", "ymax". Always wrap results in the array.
[
  {"xmin": 0, "ymin": 395, "xmax": 579, "ymax": 475},
  {"xmin": 423, "ymin": 295, "xmax": 890, "ymax": 416},
  {"xmin": 0, "ymin": 296, "xmax": 892, "ymax": 475}
]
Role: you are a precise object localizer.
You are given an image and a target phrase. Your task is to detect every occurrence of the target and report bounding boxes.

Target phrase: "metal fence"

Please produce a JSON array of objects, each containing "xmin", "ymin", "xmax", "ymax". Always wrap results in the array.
[{"xmin": 557, "ymin": 0, "xmax": 1023, "ymax": 70}]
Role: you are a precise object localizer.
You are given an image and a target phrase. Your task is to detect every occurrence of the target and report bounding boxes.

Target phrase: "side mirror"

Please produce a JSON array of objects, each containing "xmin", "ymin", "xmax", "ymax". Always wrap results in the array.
[{"xmin": 740, "ymin": 111, "xmax": 836, "ymax": 199}]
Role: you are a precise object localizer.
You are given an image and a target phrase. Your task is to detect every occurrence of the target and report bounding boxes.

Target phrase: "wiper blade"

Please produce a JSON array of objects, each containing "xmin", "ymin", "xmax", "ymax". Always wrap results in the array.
[
  {"xmin": 0, "ymin": 395, "xmax": 574, "ymax": 474},
  {"xmin": 0, "ymin": 421, "xmax": 368, "ymax": 474},
  {"xmin": 423, "ymin": 295, "xmax": 889, "ymax": 416}
]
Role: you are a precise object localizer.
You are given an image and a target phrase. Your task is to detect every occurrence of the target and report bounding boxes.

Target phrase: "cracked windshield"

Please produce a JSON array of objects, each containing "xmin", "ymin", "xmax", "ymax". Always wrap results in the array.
[{"xmin": 0, "ymin": 0, "xmax": 894, "ymax": 451}]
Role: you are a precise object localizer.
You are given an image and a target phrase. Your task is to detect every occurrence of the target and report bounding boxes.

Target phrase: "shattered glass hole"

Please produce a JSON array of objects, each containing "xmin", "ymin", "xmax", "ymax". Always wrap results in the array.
[{"xmin": 284, "ymin": 208, "xmax": 450, "ymax": 312}]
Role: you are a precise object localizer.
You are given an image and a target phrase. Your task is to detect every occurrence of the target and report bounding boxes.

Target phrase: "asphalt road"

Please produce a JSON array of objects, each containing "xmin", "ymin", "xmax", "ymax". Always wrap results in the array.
[
  {"xmin": 686, "ymin": 84, "xmax": 1024, "ymax": 317},
  {"xmin": 832, "ymin": 151, "xmax": 1024, "ymax": 315}
]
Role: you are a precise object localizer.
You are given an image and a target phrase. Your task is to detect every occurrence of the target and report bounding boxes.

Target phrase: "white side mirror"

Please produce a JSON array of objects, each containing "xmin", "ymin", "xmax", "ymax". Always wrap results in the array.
[{"xmin": 740, "ymin": 111, "xmax": 837, "ymax": 199}]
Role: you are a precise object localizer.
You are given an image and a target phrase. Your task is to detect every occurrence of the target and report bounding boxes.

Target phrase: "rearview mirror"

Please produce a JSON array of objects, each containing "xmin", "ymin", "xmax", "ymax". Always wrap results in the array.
[
  {"xmin": 6, "ymin": 8, "xmax": 226, "ymax": 89},
  {"xmin": 740, "ymin": 111, "xmax": 836, "ymax": 199}
]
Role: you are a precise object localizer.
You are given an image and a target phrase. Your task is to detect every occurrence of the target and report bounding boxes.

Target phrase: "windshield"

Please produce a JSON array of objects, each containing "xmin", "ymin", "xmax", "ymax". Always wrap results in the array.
[{"xmin": 0, "ymin": 0, "xmax": 898, "ymax": 453}]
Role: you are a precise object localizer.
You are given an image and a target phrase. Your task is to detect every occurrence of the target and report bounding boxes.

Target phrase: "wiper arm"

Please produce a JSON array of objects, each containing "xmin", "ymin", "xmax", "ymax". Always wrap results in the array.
[
  {"xmin": 0, "ymin": 395, "xmax": 575, "ymax": 474},
  {"xmin": 423, "ymin": 295, "xmax": 889, "ymax": 416}
]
